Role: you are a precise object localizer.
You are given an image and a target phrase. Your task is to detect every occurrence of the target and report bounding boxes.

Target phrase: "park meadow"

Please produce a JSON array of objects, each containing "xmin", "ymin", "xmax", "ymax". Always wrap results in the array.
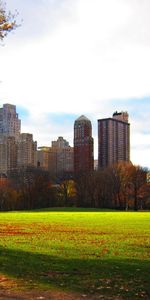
[{"xmin": 0, "ymin": 208, "xmax": 149, "ymax": 299}]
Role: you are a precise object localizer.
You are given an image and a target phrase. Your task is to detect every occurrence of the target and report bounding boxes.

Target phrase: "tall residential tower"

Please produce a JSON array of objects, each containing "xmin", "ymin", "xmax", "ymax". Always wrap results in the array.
[
  {"xmin": 0, "ymin": 104, "xmax": 20, "ymax": 175},
  {"xmin": 74, "ymin": 115, "xmax": 94, "ymax": 173},
  {"xmin": 0, "ymin": 104, "xmax": 21, "ymax": 141},
  {"xmin": 17, "ymin": 133, "xmax": 37, "ymax": 168},
  {"xmin": 98, "ymin": 111, "xmax": 130, "ymax": 168}
]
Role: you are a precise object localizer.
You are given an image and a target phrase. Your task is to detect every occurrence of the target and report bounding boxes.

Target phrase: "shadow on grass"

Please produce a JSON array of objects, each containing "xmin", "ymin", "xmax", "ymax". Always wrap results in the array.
[{"xmin": 0, "ymin": 246, "xmax": 149, "ymax": 298}]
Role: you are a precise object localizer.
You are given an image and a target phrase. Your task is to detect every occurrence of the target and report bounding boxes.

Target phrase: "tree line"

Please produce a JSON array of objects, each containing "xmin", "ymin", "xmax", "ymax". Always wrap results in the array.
[
  {"xmin": 75, "ymin": 162, "xmax": 150, "ymax": 211},
  {"xmin": 0, "ymin": 162, "xmax": 149, "ymax": 211}
]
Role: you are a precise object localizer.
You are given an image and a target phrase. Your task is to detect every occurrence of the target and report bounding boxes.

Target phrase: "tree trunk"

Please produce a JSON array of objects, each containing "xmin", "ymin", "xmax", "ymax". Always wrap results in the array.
[{"xmin": 134, "ymin": 186, "xmax": 138, "ymax": 211}]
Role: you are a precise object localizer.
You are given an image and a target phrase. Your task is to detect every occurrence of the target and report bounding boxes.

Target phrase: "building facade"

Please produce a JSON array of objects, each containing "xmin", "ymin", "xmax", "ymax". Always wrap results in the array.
[
  {"xmin": 0, "ymin": 135, "xmax": 17, "ymax": 175},
  {"xmin": 0, "ymin": 104, "xmax": 21, "ymax": 141},
  {"xmin": 17, "ymin": 133, "xmax": 37, "ymax": 168},
  {"xmin": 37, "ymin": 146, "xmax": 50, "ymax": 170},
  {"xmin": 98, "ymin": 111, "xmax": 130, "ymax": 168},
  {"xmin": 74, "ymin": 115, "xmax": 94, "ymax": 174},
  {"xmin": 49, "ymin": 137, "xmax": 74, "ymax": 177},
  {"xmin": 52, "ymin": 136, "xmax": 69, "ymax": 148},
  {"xmin": 0, "ymin": 104, "xmax": 21, "ymax": 175},
  {"xmin": 37, "ymin": 137, "xmax": 74, "ymax": 178}
]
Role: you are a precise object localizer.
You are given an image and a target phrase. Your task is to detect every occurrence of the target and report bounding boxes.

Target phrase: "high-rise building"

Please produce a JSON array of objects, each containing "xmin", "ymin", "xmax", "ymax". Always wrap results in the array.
[
  {"xmin": 50, "ymin": 137, "xmax": 74, "ymax": 177},
  {"xmin": 0, "ymin": 104, "xmax": 20, "ymax": 175},
  {"xmin": 0, "ymin": 104, "xmax": 21, "ymax": 141},
  {"xmin": 52, "ymin": 136, "xmax": 69, "ymax": 148},
  {"xmin": 37, "ymin": 137, "xmax": 74, "ymax": 177},
  {"xmin": 37, "ymin": 146, "xmax": 50, "ymax": 170},
  {"xmin": 56, "ymin": 147, "xmax": 74, "ymax": 177},
  {"xmin": 98, "ymin": 111, "xmax": 130, "ymax": 168},
  {"xmin": 74, "ymin": 115, "xmax": 94, "ymax": 174},
  {"xmin": 0, "ymin": 135, "xmax": 17, "ymax": 175},
  {"xmin": 17, "ymin": 133, "xmax": 37, "ymax": 168}
]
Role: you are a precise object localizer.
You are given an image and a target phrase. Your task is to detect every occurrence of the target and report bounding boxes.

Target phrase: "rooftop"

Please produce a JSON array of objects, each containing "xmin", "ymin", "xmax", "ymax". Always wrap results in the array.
[{"xmin": 75, "ymin": 115, "xmax": 91, "ymax": 122}]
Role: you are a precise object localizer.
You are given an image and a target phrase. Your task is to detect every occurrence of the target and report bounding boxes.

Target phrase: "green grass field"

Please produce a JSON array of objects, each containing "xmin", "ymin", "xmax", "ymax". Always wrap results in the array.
[{"xmin": 0, "ymin": 208, "xmax": 149, "ymax": 299}]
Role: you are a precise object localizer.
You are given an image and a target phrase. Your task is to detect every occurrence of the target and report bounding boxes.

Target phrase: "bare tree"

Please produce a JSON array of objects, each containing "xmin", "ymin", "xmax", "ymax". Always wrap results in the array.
[
  {"xmin": 108, "ymin": 162, "xmax": 133, "ymax": 210},
  {"xmin": 129, "ymin": 165, "xmax": 148, "ymax": 211},
  {"xmin": 9, "ymin": 166, "xmax": 50, "ymax": 210},
  {"xmin": 57, "ymin": 180, "xmax": 76, "ymax": 206}
]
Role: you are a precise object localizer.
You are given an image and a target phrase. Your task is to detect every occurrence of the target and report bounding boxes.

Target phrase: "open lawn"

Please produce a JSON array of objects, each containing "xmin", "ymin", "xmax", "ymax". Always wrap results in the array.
[{"xmin": 0, "ymin": 208, "xmax": 149, "ymax": 299}]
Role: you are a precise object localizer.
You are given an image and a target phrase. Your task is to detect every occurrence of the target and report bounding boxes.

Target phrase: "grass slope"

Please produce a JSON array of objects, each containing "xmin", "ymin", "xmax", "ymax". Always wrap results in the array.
[{"xmin": 0, "ymin": 209, "xmax": 149, "ymax": 299}]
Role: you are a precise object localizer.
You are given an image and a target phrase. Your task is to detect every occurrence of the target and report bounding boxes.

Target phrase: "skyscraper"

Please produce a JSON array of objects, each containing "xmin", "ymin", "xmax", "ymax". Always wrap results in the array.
[
  {"xmin": 17, "ymin": 133, "xmax": 37, "ymax": 168},
  {"xmin": 0, "ymin": 104, "xmax": 21, "ymax": 141},
  {"xmin": 98, "ymin": 111, "xmax": 130, "ymax": 168},
  {"xmin": 0, "ymin": 136, "xmax": 17, "ymax": 174},
  {"xmin": 37, "ymin": 147, "xmax": 50, "ymax": 170},
  {"xmin": 37, "ymin": 137, "xmax": 74, "ymax": 177},
  {"xmin": 49, "ymin": 137, "xmax": 74, "ymax": 177},
  {"xmin": 0, "ymin": 104, "xmax": 20, "ymax": 175},
  {"xmin": 52, "ymin": 136, "xmax": 69, "ymax": 148},
  {"xmin": 74, "ymin": 115, "xmax": 94, "ymax": 174}
]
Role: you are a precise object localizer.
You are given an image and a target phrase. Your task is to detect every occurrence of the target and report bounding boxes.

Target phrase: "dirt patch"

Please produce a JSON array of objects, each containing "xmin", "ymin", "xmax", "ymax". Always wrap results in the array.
[{"xmin": 0, "ymin": 225, "xmax": 33, "ymax": 236}]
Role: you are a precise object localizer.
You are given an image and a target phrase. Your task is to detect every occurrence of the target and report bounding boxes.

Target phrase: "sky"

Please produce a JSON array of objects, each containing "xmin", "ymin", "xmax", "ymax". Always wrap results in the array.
[{"xmin": 0, "ymin": 0, "xmax": 150, "ymax": 168}]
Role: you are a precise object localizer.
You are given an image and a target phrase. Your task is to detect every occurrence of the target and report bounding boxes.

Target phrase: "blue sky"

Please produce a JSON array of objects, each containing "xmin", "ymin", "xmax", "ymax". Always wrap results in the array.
[{"xmin": 0, "ymin": 0, "xmax": 150, "ymax": 167}]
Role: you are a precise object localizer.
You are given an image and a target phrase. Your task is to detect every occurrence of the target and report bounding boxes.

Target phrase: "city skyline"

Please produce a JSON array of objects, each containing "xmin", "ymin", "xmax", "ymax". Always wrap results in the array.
[{"xmin": 0, "ymin": 1, "xmax": 150, "ymax": 168}]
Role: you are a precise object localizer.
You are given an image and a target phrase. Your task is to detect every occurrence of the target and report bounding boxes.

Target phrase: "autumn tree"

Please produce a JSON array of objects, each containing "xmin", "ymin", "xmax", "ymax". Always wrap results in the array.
[
  {"xmin": 74, "ymin": 171, "xmax": 103, "ymax": 208},
  {"xmin": 0, "ymin": 175, "xmax": 19, "ymax": 211},
  {"xmin": 0, "ymin": 1, "xmax": 17, "ymax": 40},
  {"xmin": 97, "ymin": 168, "xmax": 116, "ymax": 208},
  {"xmin": 108, "ymin": 162, "xmax": 133, "ymax": 210},
  {"xmin": 0, "ymin": 186, "xmax": 5, "ymax": 210},
  {"xmin": 129, "ymin": 165, "xmax": 148, "ymax": 211},
  {"xmin": 74, "ymin": 163, "xmax": 149, "ymax": 210},
  {"xmin": 0, "ymin": 175, "xmax": 8, "ymax": 210},
  {"xmin": 57, "ymin": 180, "xmax": 76, "ymax": 206},
  {"xmin": 74, "ymin": 172, "xmax": 92, "ymax": 207},
  {"xmin": 8, "ymin": 166, "xmax": 51, "ymax": 210}
]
